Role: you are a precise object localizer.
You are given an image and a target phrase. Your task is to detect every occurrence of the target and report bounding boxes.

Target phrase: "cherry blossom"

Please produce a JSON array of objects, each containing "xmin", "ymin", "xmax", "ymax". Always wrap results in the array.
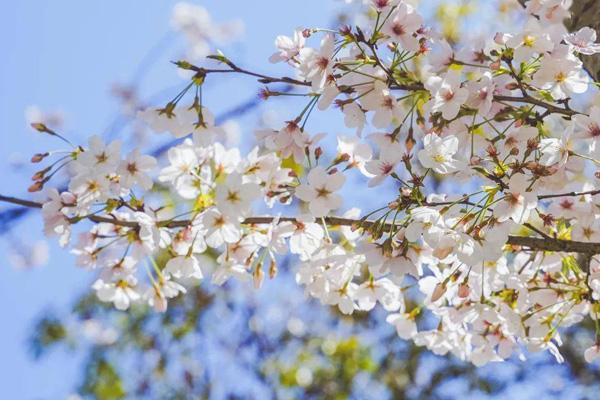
[
  {"xmin": 118, "ymin": 149, "xmax": 157, "ymax": 190},
  {"xmin": 425, "ymin": 70, "xmax": 469, "ymax": 120},
  {"xmin": 533, "ymin": 53, "xmax": 589, "ymax": 100},
  {"xmin": 164, "ymin": 255, "xmax": 204, "ymax": 280},
  {"xmin": 269, "ymin": 29, "xmax": 305, "ymax": 63},
  {"xmin": 215, "ymin": 172, "xmax": 260, "ymax": 218},
  {"xmin": 199, "ymin": 208, "xmax": 242, "ymax": 248},
  {"xmin": 565, "ymin": 27, "xmax": 600, "ymax": 55},
  {"xmin": 294, "ymin": 166, "xmax": 345, "ymax": 217},
  {"xmin": 93, "ymin": 274, "xmax": 141, "ymax": 311},
  {"xmin": 417, "ymin": 134, "xmax": 464, "ymax": 174},
  {"xmin": 573, "ymin": 106, "xmax": 600, "ymax": 141},
  {"xmin": 381, "ymin": 2, "xmax": 423, "ymax": 52},
  {"xmin": 298, "ymin": 34, "xmax": 335, "ymax": 91},
  {"xmin": 494, "ymin": 174, "xmax": 538, "ymax": 224}
]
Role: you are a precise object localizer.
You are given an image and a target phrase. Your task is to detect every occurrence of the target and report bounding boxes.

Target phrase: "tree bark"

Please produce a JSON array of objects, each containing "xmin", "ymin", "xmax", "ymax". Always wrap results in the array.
[{"xmin": 566, "ymin": 0, "xmax": 600, "ymax": 82}]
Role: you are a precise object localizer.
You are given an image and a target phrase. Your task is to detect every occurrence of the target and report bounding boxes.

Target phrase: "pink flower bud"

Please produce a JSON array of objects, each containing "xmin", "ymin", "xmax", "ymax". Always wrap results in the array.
[{"xmin": 458, "ymin": 283, "xmax": 470, "ymax": 298}]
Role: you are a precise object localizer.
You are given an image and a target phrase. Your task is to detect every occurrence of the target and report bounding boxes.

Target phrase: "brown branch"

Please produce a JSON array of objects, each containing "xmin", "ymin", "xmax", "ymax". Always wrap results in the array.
[
  {"xmin": 189, "ymin": 53, "xmax": 582, "ymax": 119},
  {"xmin": 493, "ymin": 95, "xmax": 578, "ymax": 117},
  {"xmin": 505, "ymin": 235, "xmax": 600, "ymax": 254},
  {"xmin": 539, "ymin": 188, "xmax": 600, "ymax": 200},
  {"xmin": 189, "ymin": 63, "xmax": 311, "ymax": 87},
  {"xmin": 0, "ymin": 194, "xmax": 43, "ymax": 209},
  {"xmin": 387, "ymin": 85, "xmax": 580, "ymax": 118},
  {"xmin": 4, "ymin": 193, "xmax": 600, "ymax": 255}
]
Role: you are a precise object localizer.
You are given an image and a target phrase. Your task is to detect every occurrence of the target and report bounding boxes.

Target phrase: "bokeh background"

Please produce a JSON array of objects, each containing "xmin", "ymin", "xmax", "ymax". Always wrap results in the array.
[{"xmin": 1, "ymin": 1, "xmax": 599, "ymax": 399}]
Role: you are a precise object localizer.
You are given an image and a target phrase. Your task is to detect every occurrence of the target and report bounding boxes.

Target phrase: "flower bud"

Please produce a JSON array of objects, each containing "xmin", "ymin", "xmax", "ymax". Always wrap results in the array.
[
  {"xmin": 253, "ymin": 265, "xmax": 264, "ymax": 289},
  {"xmin": 527, "ymin": 138, "xmax": 539, "ymax": 151},
  {"xmin": 458, "ymin": 283, "xmax": 470, "ymax": 298},
  {"xmin": 314, "ymin": 147, "xmax": 323, "ymax": 160},
  {"xmin": 269, "ymin": 259, "xmax": 278, "ymax": 279},
  {"xmin": 469, "ymin": 155, "xmax": 482, "ymax": 166},
  {"xmin": 490, "ymin": 60, "xmax": 501, "ymax": 70},
  {"xmin": 31, "ymin": 122, "xmax": 49, "ymax": 132},
  {"xmin": 31, "ymin": 152, "xmax": 49, "ymax": 163},
  {"xmin": 431, "ymin": 283, "xmax": 446, "ymax": 302},
  {"xmin": 400, "ymin": 187, "xmax": 412, "ymax": 198},
  {"xmin": 28, "ymin": 180, "xmax": 45, "ymax": 192},
  {"xmin": 32, "ymin": 166, "xmax": 51, "ymax": 181},
  {"xmin": 406, "ymin": 127, "xmax": 415, "ymax": 152},
  {"xmin": 373, "ymin": 0, "xmax": 391, "ymax": 9},
  {"xmin": 173, "ymin": 60, "xmax": 194, "ymax": 70},
  {"xmin": 258, "ymin": 87, "xmax": 272, "ymax": 100},
  {"xmin": 524, "ymin": 161, "xmax": 538, "ymax": 170},
  {"xmin": 61, "ymin": 191, "xmax": 77, "ymax": 205},
  {"xmin": 486, "ymin": 144, "xmax": 498, "ymax": 158}
]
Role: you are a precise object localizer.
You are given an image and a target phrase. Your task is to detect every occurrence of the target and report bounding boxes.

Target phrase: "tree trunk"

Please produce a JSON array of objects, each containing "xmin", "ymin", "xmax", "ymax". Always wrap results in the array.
[{"xmin": 566, "ymin": 0, "xmax": 600, "ymax": 82}]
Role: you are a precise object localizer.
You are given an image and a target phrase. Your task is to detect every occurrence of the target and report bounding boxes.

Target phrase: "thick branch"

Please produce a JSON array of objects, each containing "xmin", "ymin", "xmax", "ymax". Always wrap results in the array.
[
  {"xmin": 505, "ymin": 235, "xmax": 600, "ymax": 254},
  {"xmin": 3, "ymin": 193, "xmax": 600, "ymax": 255}
]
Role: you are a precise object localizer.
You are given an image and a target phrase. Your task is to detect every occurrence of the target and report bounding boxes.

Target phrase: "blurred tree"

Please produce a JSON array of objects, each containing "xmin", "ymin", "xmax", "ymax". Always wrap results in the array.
[{"xmin": 30, "ymin": 270, "xmax": 600, "ymax": 399}]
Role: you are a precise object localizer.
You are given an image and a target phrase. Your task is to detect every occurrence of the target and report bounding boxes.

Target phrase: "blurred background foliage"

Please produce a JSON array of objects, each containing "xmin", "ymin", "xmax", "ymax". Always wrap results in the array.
[{"xmin": 29, "ymin": 273, "xmax": 600, "ymax": 399}]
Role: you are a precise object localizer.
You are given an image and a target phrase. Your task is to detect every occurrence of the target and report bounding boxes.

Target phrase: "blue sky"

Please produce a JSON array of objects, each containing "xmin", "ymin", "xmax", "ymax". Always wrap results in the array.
[{"xmin": 0, "ymin": 1, "xmax": 343, "ymax": 398}]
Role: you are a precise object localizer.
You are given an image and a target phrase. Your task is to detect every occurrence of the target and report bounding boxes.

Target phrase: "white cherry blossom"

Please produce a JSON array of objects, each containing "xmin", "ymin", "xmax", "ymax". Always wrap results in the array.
[
  {"xmin": 494, "ymin": 174, "xmax": 538, "ymax": 224},
  {"xmin": 295, "ymin": 166, "xmax": 345, "ymax": 217},
  {"xmin": 417, "ymin": 134, "xmax": 464, "ymax": 174}
]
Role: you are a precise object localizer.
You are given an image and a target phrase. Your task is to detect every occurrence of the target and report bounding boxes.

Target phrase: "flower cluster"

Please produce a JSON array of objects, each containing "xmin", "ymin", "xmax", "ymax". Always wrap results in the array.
[{"xmin": 19, "ymin": 0, "xmax": 600, "ymax": 366}]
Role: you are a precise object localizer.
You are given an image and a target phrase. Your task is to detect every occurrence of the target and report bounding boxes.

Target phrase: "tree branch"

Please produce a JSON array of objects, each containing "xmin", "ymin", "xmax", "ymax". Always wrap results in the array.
[
  {"xmin": 493, "ymin": 94, "xmax": 578, "ymax": 117},
  {"xmin": 0, "ymin": 194, "xmax": 42, "ymax": 209},
  {"xmin": 3, "ymin": 193, "xmax": 600, "ymax": 255}
]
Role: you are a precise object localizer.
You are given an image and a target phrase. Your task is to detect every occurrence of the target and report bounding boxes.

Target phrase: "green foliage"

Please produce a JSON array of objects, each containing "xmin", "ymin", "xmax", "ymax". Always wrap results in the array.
[
  {"xmin": 81, "ymin": 356, "xmax": 127, "ymax": 400},
  {"xmin": 29, "ymin": 315, "xmax": 67, "ymax": 359},
  {"xmin": 276, "ymin": 336, "xmax": 376, "ymax": 397}
]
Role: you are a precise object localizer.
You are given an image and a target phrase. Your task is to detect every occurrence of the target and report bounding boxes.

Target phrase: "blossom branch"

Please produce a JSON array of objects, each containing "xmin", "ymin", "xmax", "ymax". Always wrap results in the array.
[
  {"xmin": 3, "ymin": 193, "xmax": 600, "ymax": 255},
  {"xmin": 182, "ymin": 61, "xmax": 584, "ymax": 118}
]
